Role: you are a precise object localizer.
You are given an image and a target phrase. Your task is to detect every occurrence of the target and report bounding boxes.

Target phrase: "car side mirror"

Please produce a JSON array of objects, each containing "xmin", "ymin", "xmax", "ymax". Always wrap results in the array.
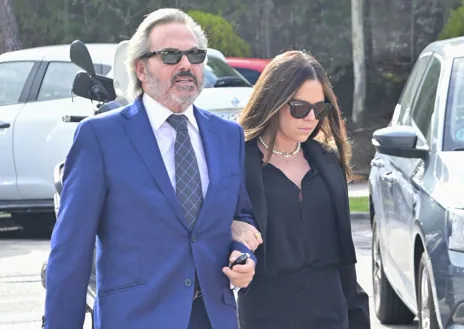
[
  {"xmin": 72, "ymin": 71, "xmax": 115, "ymax": 102},
  {"xmin": 372, "ymin": 126, "xmax": 428, "ymax": 159},
  {"xmin": 70, "ymin": 40, "xmax": 96, "ymax": 77}
]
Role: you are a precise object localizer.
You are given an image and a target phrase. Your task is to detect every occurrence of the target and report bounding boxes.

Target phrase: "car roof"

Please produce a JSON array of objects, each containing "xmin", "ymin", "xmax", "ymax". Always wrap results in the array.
[
  {"xmin": 226, "ymin": 57, "xmax": 271, "ymax": 71},
  {"xmin": 421, "ymin": 36, "xmax": 464, "ymax": 60},
  {"xmin": 0, "ymin": 43, "xmax": 227, "ymax": 65},
  {"xmin": 0, "ymin": 43, "xmax": 118, "ymax": 64}
]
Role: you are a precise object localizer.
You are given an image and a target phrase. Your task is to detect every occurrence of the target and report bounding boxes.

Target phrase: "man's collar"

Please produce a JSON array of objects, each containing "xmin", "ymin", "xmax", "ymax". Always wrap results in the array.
[{"xmin": 142, "ymin": 93, "xmax": 198, "ymax": 131}]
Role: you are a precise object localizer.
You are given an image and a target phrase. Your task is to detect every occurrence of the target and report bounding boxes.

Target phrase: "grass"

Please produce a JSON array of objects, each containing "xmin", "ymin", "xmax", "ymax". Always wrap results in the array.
[{"xmin": 349, "ymin": 196, "xmax": 369, "ymax": 213}]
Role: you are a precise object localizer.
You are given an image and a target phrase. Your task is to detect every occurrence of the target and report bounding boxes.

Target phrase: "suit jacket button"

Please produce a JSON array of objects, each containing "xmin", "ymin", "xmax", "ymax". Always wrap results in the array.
[
  {"xmin": 185, "ymin": 279, "xmax": 192, "ymax": 287},
  {"xmin": 191, "ymin": 234, "xmax": 196, "ymax": 243}
]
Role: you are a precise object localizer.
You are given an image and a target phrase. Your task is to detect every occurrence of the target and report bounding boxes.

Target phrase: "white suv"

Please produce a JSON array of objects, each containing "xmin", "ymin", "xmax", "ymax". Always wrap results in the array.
[{"xmin": 0, "ymin": 42, "xmax": 253, "ymax": 230}]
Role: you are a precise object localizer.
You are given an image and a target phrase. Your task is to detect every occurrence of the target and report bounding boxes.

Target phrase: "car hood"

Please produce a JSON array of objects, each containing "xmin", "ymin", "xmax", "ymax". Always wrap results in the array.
[
  {"xmin": 194, "ymin": 87, "xmax": 253, "ymax": 111},
  {"xmin": 435, "ymin": 151, "xmax": 464, "ymax": 209},
  {"xmin": 113, "ymin": 85, "xmax": 253, "ymax": 121}
]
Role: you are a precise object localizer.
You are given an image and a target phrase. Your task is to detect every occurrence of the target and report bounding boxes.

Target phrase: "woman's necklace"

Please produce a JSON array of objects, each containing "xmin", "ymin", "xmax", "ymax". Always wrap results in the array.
[{"xmin": 258, "ymin": 135, "xmax": 301, "ymax": 159}]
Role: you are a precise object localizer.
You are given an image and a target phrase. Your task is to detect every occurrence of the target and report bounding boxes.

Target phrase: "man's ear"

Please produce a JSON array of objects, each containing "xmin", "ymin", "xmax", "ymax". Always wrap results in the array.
[{"xmin": 135, "ymin": 60, "xmax": 146, "ymax": 82}]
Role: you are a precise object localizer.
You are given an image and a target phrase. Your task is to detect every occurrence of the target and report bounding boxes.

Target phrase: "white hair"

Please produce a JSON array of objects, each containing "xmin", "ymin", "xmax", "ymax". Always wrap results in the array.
[{"xmin": 126, "ymin": 8, "xmax": 208, "ymax": 99}]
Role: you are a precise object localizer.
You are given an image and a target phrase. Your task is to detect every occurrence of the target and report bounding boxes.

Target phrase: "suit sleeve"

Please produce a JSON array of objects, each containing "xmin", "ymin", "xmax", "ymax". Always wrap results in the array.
[
  {"xmin": 339, "ymin": 264, "xmax": 371, "ymax": 329},
  {"xmin": 231, "ymin": 124, "xmax": 258, "ymax": 265},
  {"xmin": 44, "ymin": 119, "xmax": 106, "ymax": 329}
]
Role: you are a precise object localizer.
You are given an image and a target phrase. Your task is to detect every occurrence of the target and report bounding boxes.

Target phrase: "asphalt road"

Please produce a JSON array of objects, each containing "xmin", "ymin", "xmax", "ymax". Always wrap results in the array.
[{"xmin": 0, "ymin": 218, "xmax": 417, "ymax": 329}]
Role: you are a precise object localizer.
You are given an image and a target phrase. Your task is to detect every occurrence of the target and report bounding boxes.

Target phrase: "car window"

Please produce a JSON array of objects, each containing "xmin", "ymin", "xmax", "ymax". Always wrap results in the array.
[
  {"xmin": 410, "ymin": 56, "xmax": 441, "ymax": 141},
  {"xmin": 37, "ymin": 62, "xmax": 83, "ymax": 101},
  {"xmin": 397, "ymin": 55, "xmax": 431, "ymax": 125},
  {"xmin": 444, "ymin": 56, "xmax": 464, "ymax": 151},
  {"xmin": 234, "ymin": 68, "xmax": 261, "ymax": 85},
  {"xmin": 37, "ymin": 62, "xmax": 103, "ymax": 102},
  {"xmin": 203, "ymin": 56, "xmax": 250, "ymax": 88},
  {"xmin": 0, "ymin": 61, "xmax": 34, "ymax": 106},
  {"xmin": 100, "ymin": 64, "xmax": 112, "ymax": 76}
]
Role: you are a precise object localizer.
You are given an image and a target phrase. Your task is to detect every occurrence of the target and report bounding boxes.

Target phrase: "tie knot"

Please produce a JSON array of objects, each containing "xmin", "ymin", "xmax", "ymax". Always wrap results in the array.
[{"xmin": 166, "ymin": 114, "xmax": 188, "ymax": 132}]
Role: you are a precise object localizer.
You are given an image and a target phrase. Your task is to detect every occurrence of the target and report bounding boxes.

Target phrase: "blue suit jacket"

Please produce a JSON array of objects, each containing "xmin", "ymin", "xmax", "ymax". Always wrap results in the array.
[{"xmin": 44, "ymin": 96, "xmax": 257, "ymax": 329}]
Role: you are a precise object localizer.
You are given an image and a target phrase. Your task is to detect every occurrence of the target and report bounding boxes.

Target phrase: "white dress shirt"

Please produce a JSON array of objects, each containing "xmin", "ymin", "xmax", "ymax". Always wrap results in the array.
[{"xmin": 143, "ymin": 93, "xmax": 209, "ymax": 198}]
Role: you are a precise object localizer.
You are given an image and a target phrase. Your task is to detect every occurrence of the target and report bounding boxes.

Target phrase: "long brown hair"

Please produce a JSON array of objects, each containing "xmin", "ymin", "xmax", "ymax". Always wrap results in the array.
[{"xmin": 238, "ymin": 50, "xmax": 352, "ymax": 179}]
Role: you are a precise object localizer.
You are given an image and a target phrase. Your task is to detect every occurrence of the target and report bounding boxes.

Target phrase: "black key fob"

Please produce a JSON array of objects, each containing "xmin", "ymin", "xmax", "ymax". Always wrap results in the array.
[{"xmin": 229, "ymin": 253, "xmax": 250, "ymax": 269}]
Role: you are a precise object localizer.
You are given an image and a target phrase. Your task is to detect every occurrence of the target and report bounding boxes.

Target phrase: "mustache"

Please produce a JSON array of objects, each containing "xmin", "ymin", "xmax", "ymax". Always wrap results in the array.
[{"xmin": 171, "ymin": 71, "xmax": 198, "ymax": 85}]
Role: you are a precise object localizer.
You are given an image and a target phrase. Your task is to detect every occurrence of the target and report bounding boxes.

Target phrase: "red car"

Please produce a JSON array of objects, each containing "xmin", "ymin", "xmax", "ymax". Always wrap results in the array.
[{"xmin": 226, "ymin": 57, "xmax": 271, "ymax": 85}]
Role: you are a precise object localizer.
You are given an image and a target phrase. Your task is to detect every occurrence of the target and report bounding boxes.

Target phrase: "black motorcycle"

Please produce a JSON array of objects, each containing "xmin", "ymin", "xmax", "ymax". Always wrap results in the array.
[{"xmin": 41, "ymin": 40, "xmax": 119, "ymax": 329}]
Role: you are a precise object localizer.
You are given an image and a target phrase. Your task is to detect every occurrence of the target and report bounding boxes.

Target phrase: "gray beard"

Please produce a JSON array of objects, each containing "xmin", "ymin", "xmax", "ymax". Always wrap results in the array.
[{"xmin": 146, "ymin": 72, "xmax": 203, "ymax": 108}]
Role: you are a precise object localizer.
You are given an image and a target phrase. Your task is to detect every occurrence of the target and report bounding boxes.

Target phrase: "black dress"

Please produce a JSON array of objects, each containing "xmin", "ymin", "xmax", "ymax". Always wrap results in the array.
[{"xmin": 238, "ymin": 139, "xmax": 370, "ymax": 329}]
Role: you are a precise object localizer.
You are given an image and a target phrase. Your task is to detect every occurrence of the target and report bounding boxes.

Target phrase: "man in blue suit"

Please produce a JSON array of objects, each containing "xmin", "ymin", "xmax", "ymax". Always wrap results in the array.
[{"xmin": 44, "ymin": 8, "xmax": 261, "ymax": 329}]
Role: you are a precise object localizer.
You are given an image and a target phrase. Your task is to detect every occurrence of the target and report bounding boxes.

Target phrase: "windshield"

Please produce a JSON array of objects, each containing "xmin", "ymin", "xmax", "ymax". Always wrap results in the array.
[
  {"xmin": 203, "ymin": 55, "xmax": 251, "ymax": 88},
  {"xmin": 444, "ymin": 57, "xmax": 464, "ymax": 151}
]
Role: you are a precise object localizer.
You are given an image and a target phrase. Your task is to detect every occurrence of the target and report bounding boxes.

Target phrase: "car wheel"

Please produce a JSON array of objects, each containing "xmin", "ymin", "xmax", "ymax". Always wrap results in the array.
[
  {"xmin": 418, "ymin": 253, "xmax": 439, "ymax": 329},
  {"xmin": 372, "ymin": 216, "xmax": 414, "ymax": 324}
]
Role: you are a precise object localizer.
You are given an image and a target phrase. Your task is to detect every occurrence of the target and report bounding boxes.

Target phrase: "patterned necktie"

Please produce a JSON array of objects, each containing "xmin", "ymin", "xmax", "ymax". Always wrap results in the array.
[{"xmin": 166, "ymin": 114, "xmax": 203, "ymax": 228}]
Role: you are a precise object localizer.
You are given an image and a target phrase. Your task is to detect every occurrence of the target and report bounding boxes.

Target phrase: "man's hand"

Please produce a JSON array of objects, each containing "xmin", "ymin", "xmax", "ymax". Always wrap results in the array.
[
  {"xmin": 231, "ymin": 220, "xmax": 263, "ymax": 251},
  {"xmin": 222, "ymin": 250, "xmax": 255, "ymax": 288}
]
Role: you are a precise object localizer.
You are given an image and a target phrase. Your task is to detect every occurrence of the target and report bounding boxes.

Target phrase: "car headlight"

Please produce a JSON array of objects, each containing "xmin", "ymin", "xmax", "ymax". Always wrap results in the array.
[{"xmin": 448, "ymin": 209, "xmax": 464, "ymax": 252}]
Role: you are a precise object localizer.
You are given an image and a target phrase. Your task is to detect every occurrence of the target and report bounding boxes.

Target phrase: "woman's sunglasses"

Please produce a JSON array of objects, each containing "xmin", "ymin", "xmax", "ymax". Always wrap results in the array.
[
  {"xmin": 288, "ymin": 99, "xmax": 333, "ymax": 120},
  {"xmin": 140, "ymin": 48, "xmax": 207, "ymax": 65}
]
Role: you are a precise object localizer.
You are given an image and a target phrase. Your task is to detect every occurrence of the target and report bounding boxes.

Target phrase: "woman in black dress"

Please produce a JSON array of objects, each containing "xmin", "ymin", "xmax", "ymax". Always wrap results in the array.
[{"xmin": 236, "ymin": 50, "xmax": 370, "ymax": 329}]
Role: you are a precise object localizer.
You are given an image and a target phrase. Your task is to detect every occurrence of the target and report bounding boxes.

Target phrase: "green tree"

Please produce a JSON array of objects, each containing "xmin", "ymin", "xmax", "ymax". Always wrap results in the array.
[
  {"xmin": 188, "ymin": 10, "xmax": 251, "ymax": 57},
  {"xmin": 438, "ymin": 0, "xmax": 464, "ymax": 39}
]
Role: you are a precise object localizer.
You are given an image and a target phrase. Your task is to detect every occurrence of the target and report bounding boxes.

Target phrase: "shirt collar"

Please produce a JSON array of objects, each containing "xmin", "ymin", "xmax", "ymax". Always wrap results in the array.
[{"xmin": 142, "ymin": 93, "xmax": 198, "ymax": 132}]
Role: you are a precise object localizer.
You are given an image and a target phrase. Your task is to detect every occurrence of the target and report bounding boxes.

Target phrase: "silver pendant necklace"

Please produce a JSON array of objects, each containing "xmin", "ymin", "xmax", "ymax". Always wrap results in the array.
[{"xmin": 258, "ymin": 135, "xmax": 301, "ymax": 158}]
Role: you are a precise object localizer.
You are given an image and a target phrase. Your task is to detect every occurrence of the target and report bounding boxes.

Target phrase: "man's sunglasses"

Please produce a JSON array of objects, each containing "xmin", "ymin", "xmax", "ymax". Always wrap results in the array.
[
  {"xmin": 140, "ymin": 49, "xmax": 207, "ymax": 65},
  {"xmin": 288, "ymin": 99, "xmax": 333, "ymax": 120}
]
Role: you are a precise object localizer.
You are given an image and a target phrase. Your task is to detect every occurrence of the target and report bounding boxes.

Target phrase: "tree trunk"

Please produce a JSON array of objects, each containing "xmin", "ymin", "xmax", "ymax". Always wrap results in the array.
[
  {"xmin": 410, "ymin": 0, "xmax": 416, "ymax": 66},
  {"xmin": 363, "ymin": 0, "xmax": 373, "ymax": 70},
  {"xmin": 0, "ymin": 0, "xmax": 22, "ymax": 54},
  {"xmin": 351, "ymin": 0, "xmax": 366, "ymax": 124},
  {"xmin": 262, "ymin": 0, "xmax": 273, "ymax": 58}
]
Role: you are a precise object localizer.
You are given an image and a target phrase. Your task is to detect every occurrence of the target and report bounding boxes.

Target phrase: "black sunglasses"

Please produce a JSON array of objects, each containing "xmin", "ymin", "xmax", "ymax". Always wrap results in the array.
[
  {"xmin": 140, "ymin": 48, "xmax": 207, "ymax": 65},
  {"xmin": 288, "ymin": 99, "xmax": 333, "ymax": 120}
]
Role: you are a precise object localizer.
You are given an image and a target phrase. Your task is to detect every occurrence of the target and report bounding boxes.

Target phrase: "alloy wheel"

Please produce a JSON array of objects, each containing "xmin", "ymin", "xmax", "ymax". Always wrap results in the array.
[
  {"xmin": 372, "ymin": 225, "xmax": 382, "ymax": 313},
  {"xmin": 420, "ymin": 267, "xmax": 431, "ymax": 329}
]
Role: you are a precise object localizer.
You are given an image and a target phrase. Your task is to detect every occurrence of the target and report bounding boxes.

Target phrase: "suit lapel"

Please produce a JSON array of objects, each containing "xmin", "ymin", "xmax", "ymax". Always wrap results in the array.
[
  {"xmin": 304, "ymin": 141, "xmax": 350, "ymax": 220},
  {"xmin": 304, "ymin": 140, "xmax": 356, "ymax": 263},
  {"xmin": 194, "ymin": 107, "xmax": 220, "ymax": 187},
  {"xmin": 244, "ymin": 139, "xmax": 268, "ymax": 266},
  {"xmin": 244, "ymin": 139, "xmax": 267, "ymax": 234},
  {"xmin": 193, "ymin": 107, "xmax": 220, "ymax": 222},
  {"xmin": 120, "ymin": 97, "xmax": 186, "ymax": 227}
]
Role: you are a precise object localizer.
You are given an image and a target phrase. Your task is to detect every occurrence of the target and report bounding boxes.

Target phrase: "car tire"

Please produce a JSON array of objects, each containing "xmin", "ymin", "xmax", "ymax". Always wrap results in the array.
[
  {"xmin": 372, "ymin": 216, "xmax": 415, "ymax": 324},
  {"xmin": 418, "ymin": 253, "xmax": 439, "ymax": 329}
]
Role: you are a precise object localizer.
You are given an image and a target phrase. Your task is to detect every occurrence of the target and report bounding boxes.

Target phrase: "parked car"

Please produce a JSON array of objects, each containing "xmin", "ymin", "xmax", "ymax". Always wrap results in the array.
[
  {"xmin": 226, "ymin": 57, "xmax": 270, "ymax": 85},
  {"xmin": 0, "ymin": 42, "xmax": 252, "ymax": 231},
  {"xmin": 369, "ymin": 36, "xmax": 464, "ymax": 329}
]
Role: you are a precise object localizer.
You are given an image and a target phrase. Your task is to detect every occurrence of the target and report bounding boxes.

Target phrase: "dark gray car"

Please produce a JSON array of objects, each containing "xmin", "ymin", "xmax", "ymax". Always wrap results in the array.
[{"xmin": 369, "ymin": 36, "xmax": 464, "ymax": 329}]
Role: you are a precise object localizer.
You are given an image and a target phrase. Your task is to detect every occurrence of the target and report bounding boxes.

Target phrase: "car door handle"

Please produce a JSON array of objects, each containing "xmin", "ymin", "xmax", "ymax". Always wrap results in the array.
[
  {"xmin": 371, "ymin": 158, "xmax": 384, "ymax": 168},
  {"xmin": 0, "ymin": 121, "xmax": 11, "ymax": 129},
  {"xmin": 381, "ymin": 172, "xmax": 397, "ymax": 183}
]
